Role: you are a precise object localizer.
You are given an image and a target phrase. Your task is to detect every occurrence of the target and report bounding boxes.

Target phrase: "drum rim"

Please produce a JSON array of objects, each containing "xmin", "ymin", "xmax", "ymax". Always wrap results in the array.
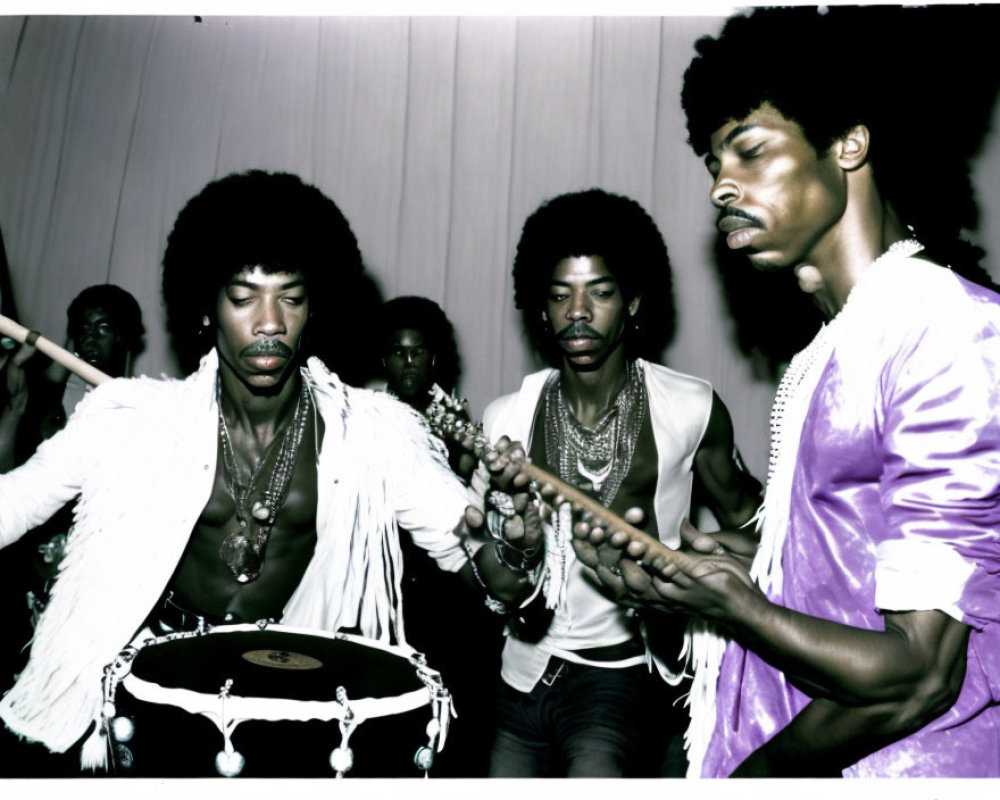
[{"xmin": 113, "ymin": 622, "xmax": 446, "ymax": 726}]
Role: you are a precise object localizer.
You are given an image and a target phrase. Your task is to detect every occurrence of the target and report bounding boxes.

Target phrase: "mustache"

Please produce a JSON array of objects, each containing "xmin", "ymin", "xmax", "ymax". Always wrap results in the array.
[
  {"xmin": 241, "ymin": 339, "xmax": 294, "ymax": 358},
  {"xmin": 717, "ymin": 207, "xmax": 765, "ymax": 228},
  {"xmin": 558, "ymin": 322, "xmax": 602, "ymax": 341}
]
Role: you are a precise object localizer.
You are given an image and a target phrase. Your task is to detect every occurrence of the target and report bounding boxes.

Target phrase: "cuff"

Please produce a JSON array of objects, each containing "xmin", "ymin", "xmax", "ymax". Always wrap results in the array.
[{"xmin": 874, "ymin": 538, "xmax": 974, "ymax": 622}]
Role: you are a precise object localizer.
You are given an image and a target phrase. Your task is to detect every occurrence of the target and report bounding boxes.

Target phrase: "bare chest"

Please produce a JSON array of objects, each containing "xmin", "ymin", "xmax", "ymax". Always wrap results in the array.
[{"xmin": 168, "ymin": 415, "xmax": 322, "ymax": 622}]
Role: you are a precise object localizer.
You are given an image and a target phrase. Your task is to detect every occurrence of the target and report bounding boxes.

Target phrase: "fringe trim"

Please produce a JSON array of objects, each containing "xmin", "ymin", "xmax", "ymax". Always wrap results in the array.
[
  {"xmin": 79, "ymin": 722, "xmax": 108, "ymax": 771},
  {"xmin": 681, "ymin": 620, "xmax": 728, "ymax": 777}
]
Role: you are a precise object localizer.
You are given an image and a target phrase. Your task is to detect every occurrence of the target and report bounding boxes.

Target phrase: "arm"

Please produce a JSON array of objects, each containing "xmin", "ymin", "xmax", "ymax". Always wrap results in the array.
[
  {"xmin": 692, "ymin": 392, "xmax": 762, "ymax": 532},
  {"xmin": 0, "ymin": 376, "xmax": 105, "ymax": 549},
  {"xmin": 0, "ymin": 344, "xmax": 34, "ymax": 472},
  {"xmin": 689, "ymin": 392, "xmax": 762, "ymax": 562},
  {"xmin": 732, "ymin": 614, "xmax": 969, "ymax": 776},
  {"xmin": 622, "ymin": 533, "xmax": 969, "ymax": 775}
]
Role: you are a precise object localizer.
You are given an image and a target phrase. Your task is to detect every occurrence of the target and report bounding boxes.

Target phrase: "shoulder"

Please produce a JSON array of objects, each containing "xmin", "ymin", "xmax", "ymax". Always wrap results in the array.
[
  {"xmin": 866, "ymin": 256, "xmax": 1000, "ymax": 331},
  {"xmin": 639, "ymin": 359, "xmax": 713, "ymax": 408},
  {"xmin": 640, "ymin": 359, "xmax": 712, "ymax": 390},
  {"xmin": 482, "ymin": 368, "xmax": 555, "ymax": 435},
  {"xmin": 73, "ymin": 371, "xmax": 195, "ymax": 418},
  {"xmin": 839, "ymin": 256, "xmax": 1000, "ymax": 360}
]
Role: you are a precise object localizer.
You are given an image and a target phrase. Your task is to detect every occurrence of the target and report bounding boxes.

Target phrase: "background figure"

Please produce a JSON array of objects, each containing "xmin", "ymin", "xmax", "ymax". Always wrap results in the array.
[
  {"xmin": 0, "ymin": 282, "xmax": 145, "ymax": 775},
  {"xmin": 378, "ymin": 295, "xmax": 460, "ymax": 407},
  {"xmin": 375, "ymin": 294, "xmax": 504, "ymax": 777}
]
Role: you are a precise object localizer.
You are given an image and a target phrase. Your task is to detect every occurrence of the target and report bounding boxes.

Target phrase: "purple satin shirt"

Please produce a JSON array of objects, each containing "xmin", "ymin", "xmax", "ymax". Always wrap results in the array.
[{"xmin": 703, "ymin": 257, "xmax": 1000, "ymax": 777}]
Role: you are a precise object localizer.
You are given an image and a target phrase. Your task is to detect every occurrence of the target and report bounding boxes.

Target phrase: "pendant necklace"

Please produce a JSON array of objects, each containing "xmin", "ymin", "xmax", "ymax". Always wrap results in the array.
[
  {"xmin": 216, "ymin": 380, "xmax": 311, "ymax": 583},
  {"xmin": 543, "ymin": 359, "xmax": 646, "ymax": 507}
]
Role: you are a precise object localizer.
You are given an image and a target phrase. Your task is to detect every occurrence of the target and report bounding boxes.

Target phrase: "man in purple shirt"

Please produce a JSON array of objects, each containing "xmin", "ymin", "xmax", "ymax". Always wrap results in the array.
[{"xmin": 576, "ymin": 6, "xmax": 1000, "ymax": 777}]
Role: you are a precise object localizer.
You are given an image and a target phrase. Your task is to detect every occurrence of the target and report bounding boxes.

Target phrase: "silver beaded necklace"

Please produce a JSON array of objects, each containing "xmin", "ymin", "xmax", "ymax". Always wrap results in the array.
[
  {"xmin": 217, "ymin": 379, "xmax": 311, "ymax": 583},
  {"xmin": 542, "ymin": 359, "xmax": 646, "ymax": 507}
]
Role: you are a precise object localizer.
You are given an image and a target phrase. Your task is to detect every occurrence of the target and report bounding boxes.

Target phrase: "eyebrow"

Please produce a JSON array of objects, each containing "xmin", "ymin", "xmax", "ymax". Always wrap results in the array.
[
  {"xmin": 716, "ymin": 123, "xmax": 759, "ymax": 152},
  {"xmin": 228, "ymin": 278, "xmax": 306, "ymax": 291},
  {"xmin": 705, "ymin": 123, "xmax": 761, "ymax": 169},
  {"xmin": 549, "ymin": 276, "xmax": 618, "ymax": 288}
]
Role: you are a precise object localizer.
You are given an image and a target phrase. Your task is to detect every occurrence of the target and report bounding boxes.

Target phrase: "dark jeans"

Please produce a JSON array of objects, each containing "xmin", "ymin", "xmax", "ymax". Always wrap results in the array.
[{"xmin": 489, "ymin": 658, "xmax": 687, "ymax": 778}]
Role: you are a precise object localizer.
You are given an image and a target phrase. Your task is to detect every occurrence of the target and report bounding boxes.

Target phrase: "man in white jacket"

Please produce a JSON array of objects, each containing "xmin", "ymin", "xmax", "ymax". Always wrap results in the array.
[
  {"xmin": 480, "ymin": 189, "xmax": 761, "ymax": 777},
  {"xmin": 0, "ymin": 170, "xmax": 534, "ymax": 777}
]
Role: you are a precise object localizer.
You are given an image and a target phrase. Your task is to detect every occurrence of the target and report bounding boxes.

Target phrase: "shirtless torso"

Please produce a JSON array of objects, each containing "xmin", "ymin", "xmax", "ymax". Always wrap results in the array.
[{"xmin": 168, "ymin": 379, "xmax": 323, "ymax": 623}]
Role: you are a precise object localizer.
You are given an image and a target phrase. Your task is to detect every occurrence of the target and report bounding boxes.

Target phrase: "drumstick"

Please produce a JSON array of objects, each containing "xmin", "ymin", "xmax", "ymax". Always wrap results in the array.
[
  {"xmin": 0, "ymin": 313, "xmax": 111, "ymax": 387},
  {"xmin": 517, "ymin": 461, "xmax": 702, "ymax": 574}
]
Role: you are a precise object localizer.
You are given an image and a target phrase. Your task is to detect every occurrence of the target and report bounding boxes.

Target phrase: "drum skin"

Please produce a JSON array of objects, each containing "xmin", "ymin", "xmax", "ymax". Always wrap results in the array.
[
  {"xmin": 130, "ymin": 629, "xmax": 425, "ymax": 701},
  {"xmin": 108, "ymin": 627, "xmax": 443, "ymax": 778}
]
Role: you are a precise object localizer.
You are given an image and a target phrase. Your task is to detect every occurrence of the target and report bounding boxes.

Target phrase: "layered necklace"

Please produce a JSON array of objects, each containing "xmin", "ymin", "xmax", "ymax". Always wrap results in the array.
[
  {"xmin": 542, "ymin": 359, "xmax": 646, "ymax": 507},
  {"xmin": 217, "ymin": 379, "xmax": 311, "ymax": 583}
]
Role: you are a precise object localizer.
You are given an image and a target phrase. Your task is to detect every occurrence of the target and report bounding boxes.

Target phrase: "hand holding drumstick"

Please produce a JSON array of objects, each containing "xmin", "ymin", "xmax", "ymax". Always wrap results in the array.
[{"xmin": 426, "ymin": 387, "xmax": 756, "ymax": 613}]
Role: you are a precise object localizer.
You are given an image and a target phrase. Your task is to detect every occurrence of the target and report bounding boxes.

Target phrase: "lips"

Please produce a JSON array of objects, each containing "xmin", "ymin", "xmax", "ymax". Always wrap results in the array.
[
  {"xmin": 719, "ymin": 213, "xmax": 762, "ymax": 233},
  {"xmin": 562, "ymin": 336, "xmax": 598, "ymax": 349},
  {"xmin": 246, "ymin": 355, "xmax": 286, "ymax": 371},
  {"xmin": 717, "ymin": 214, "xmax": 762, "ymax": 249}
]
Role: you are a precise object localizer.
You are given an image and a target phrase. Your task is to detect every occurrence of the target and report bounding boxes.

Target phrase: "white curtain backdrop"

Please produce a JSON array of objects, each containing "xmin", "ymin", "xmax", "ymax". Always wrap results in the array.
[{"xmin": 2, "ymin": 14, "xmax": 999, "ymax": 478}]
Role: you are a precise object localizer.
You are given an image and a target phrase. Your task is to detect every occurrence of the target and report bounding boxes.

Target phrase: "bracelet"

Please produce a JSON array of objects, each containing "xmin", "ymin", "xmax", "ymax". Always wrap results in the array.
[
  {"xmin": 493, "ymin": 539, "xmax": 540, "ymax": 575},
  {"xmin": 463, "ymin": 541, "xmax": 511, "ymax": 615},
  {"xmin": 495, "ymin": 536, "xmax": 538, "ymax": 558}
]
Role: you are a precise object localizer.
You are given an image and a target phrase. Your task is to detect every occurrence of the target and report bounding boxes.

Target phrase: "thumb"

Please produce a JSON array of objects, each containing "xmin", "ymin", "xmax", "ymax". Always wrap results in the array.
[{"xmin": 680, "ymin": 518, "xmax": 721, "ymax": 553}]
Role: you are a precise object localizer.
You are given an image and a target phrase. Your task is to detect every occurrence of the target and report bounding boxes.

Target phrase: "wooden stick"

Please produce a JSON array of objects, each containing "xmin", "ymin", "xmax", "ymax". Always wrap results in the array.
[
  {"xmin": 424, "ymin": 386, "xmax": 701, "ymax": 573},
  {"xmin": 0, "ymin": 313, "xmax": 111, "ymax": 387},
  {"xmin": 518, "ymin": 461, "xmax": 701, "ymax": 573}
]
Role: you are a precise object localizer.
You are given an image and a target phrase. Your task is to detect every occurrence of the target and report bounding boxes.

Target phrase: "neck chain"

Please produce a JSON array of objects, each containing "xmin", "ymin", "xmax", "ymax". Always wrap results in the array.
[
  {"xmin": 543, "ymin": 359, "xmax": 646, "ymax": 507},
  {"xmin": 217, "ymin": 379, "xmax": 311, "ymax": 583}
]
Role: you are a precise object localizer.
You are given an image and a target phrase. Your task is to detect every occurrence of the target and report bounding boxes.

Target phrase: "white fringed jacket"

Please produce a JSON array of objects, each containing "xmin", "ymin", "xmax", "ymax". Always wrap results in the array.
[{"xmin": 0, "ymin": 350, "xmax": 473, "ymax": 759}]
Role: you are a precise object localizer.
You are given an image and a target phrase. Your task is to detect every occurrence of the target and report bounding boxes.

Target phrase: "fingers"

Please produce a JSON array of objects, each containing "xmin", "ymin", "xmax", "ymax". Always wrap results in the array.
[
  {"xmin": 484, "ymin": 436, "xmax": 530, "ymax": 489},
  {"xmin": 464, "ymin": 505, "xmax": 484, "ymax": 529},
  {"xmin": 711, "ymin": 529, "xmax": 761, "ymax": 559},
  {"xmin": 623, "ymin": 506, "xmax": 646, "ymax": 526},
  {"xmin": 502, "ymin": 514, "xmax": 525, "ymax": 543},
  {"xmin": 571, "ymin": 537, "xmax": 600, "ymax": 570},
  {"xmin": 520, "ymin": 501, "xmax": 544, "ymax": 550},
  {"xmin": 619, "ymin": 558, "xmax": 654, "ymax": 595},
  {"xmin": 679, "ymin": 518, "xmax": 725, "ymax": 555}
]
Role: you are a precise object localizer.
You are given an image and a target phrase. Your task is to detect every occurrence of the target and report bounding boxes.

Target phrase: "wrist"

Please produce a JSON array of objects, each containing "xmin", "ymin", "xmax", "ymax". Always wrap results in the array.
[
  {"xmin": 493, "ymin": 538, "xmax": 541, "ymax": 575},
  {"xmin": 721, "ymin": 578, "xmax": 773, "ymax": 640}
]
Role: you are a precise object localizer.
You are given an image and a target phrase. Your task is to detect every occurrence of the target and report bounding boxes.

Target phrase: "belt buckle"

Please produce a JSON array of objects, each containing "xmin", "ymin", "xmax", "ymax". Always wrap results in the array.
[{"xmin": 541, "ymin": 657, "xmax": 565, "ymax": 686}]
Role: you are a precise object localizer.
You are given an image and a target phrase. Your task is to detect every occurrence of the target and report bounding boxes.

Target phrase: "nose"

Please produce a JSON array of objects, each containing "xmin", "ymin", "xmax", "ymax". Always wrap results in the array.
[
  {"xmin": 711, "ymin": 174, "xmax": 741, "ymax": 209},
  {"xmin": 403, "ymin": 349, "xmax": 417, "ymax": 365},
  {"xmin": 254, "ymin": 299, "xmax": 286, "ymax": 336},
  {"xmin": 566, "ymin": 291, "xmax": 592, "ymax": 321}
]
